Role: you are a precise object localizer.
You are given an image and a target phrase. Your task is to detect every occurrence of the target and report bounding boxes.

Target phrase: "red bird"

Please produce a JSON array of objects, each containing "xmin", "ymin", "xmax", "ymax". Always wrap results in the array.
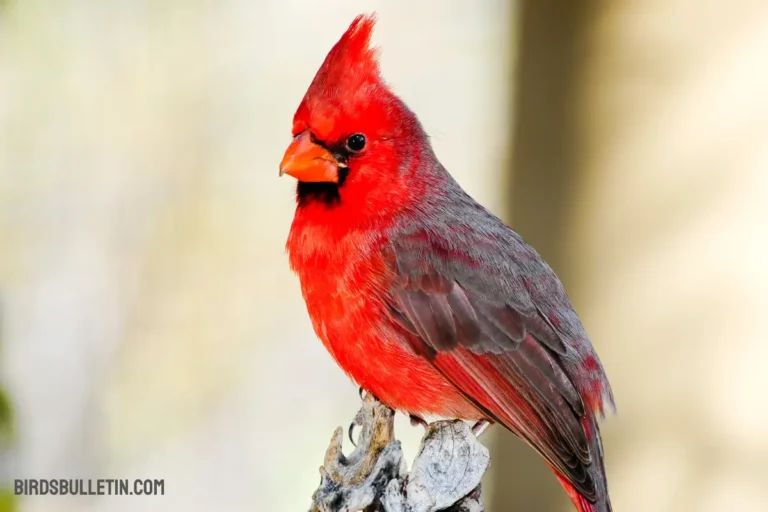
[{"xmin": 281, "ymin": 15, "xmax": 614, "ymax": 512}]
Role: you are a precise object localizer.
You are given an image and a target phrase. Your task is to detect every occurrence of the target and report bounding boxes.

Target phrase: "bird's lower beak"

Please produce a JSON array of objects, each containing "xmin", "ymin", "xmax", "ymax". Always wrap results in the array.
[{"xmin": 279, "ymin": 131, "xmax": 340, "ymax": 183}]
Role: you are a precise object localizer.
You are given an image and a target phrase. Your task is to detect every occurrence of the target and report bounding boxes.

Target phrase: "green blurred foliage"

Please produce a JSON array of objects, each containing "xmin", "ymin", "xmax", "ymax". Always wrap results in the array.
[
  {"xmin": 0, "ymin": 309, "xmax": 15, "ymax": 512},
  {"xmin": 0, "ymin": 389, "xmax": 12, "ymax": 448},
  {"xmin": 0, "ymin": 491, "xmax": 16, "ymax": 512},
  {"xmin": 0, "ymin": 390, "xmax": 15, "ymax": 511}
]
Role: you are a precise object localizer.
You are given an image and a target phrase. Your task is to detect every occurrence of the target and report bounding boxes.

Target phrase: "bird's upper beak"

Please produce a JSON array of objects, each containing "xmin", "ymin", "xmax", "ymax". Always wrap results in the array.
[{"xmin": 279, "ymin": 131, "xmax": 340, "ymax": 183}]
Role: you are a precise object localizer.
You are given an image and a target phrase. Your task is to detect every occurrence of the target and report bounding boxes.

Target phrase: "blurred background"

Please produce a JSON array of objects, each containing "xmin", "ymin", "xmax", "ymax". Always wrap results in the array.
[{"xmin": 1, "ymin": 0, "xmax": 767, "ymax": 511}]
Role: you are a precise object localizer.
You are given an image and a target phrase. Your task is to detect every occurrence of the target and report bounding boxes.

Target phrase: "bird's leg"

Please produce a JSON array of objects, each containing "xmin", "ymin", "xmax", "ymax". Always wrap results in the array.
[
  {"xmin": 471, "ymin": 420, "xmax": 490, "ymax": 437},
  {"xmin": 409, "ymin": 414, "xmax": 428, "ymax": 428}
]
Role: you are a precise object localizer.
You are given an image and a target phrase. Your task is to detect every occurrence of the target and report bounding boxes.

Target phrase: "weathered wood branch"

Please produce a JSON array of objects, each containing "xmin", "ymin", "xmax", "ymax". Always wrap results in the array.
[{"xmin": 309, "ymin": 394, "xmax": 490, "ymax": 512}]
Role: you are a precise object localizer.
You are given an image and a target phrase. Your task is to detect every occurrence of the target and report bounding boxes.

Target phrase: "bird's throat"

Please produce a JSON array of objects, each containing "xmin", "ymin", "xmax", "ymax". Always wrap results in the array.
[
  {"xmin": 296, "ymin": 168, "xmax": 349, "ymax": 208},
  {"xmin": 296, "ymin": 181, "xmax": 341, "ymax": 207}
]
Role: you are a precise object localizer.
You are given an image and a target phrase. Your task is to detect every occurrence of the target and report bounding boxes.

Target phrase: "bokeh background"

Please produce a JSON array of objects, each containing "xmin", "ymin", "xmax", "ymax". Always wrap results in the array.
[{"xmin": 1, "ymin": 0, "xmax": 767, "ymax": 511}]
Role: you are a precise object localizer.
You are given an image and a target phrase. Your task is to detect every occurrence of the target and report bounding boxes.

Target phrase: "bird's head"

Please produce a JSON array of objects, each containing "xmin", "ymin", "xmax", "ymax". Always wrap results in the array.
[{"xmin": 280, "ymin": 14, "xmax": 432, "ymax": 211}]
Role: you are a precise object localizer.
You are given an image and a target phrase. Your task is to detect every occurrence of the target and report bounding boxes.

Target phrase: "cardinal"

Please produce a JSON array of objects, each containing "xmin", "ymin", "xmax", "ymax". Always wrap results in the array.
[{"xmin": 281, "ymin": 14, "xmax": 614, "ymax": 512}]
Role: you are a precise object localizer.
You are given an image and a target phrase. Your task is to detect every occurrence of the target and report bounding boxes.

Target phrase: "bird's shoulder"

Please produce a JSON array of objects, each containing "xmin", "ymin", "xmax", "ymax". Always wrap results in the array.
[
  {"xmin": 386, "ymin": 195, "xmax": 534, "ymax": 300},
  {"xmin": 384, "ymin": 191, "xmax": 587, "ymax": 346}
]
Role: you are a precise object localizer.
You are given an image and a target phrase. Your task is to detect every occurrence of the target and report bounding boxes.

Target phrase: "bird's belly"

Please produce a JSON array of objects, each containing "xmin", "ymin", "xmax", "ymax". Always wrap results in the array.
[
  {"xmin": 320, "ymin": 318, "xmax": 482, "ymax": 420},
  {"xmin": 295, "ymin": 244, "xmax": 480, "ymax": 420}
]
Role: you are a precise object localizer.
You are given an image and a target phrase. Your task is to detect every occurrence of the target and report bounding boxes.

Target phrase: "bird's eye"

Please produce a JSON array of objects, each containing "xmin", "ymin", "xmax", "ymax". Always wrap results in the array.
[{"xmin": 346, "ymin": 133, "xmax": 366, "ymax": 152}]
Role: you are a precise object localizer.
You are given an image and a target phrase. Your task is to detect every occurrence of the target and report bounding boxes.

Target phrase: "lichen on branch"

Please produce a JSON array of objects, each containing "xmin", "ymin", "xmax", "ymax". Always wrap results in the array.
[{"xmin": 309, "ymin": 394, "xmax": 489, "ymax": 512}]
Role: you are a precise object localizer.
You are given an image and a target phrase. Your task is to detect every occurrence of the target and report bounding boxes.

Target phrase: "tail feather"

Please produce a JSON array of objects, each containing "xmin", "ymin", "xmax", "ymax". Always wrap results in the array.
[
  {"xmin": 554, "ymin": 415, "xmax": 612, "ymax": 512},
  {"xmin": 556, "ymin": 473, "xmax": 612, "ymax": 512},
  {"xmin": 433, "ymin": 349, "xmax": 614, "ymax": 510}
]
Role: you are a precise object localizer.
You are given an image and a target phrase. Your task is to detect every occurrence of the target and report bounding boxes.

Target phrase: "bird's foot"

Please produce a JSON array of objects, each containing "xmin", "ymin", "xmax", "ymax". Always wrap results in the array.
[
  {"xmin": 348, "ymin": 387, "xmax": 373, "ymax": 446},
  {"xmin": 348, "ymin": 402, "xmax": 367, "ymax": 447},
  {"xmin": 471, "ymin": 419, "xmax": 490, "ymax": 437},
  {"xmin": 348, "ymin": 421, "xmax": 359, "ymax": 447},
  {"xmin": 310, "ymin": 393, "xmax": 490, "ymax": 512},
  {"xmin": 409, "ymin": 414, "xmax": 428, "ymax": 429}
]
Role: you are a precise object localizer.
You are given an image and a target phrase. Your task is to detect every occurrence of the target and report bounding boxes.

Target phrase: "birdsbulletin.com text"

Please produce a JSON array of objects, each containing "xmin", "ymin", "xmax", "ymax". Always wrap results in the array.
[{"xmin": 14, "ymin": 479, "xmax": 165, "ymax": 496}]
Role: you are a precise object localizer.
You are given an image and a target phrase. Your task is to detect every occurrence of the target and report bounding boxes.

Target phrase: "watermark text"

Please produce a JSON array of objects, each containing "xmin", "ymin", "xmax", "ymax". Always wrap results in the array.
[{"xmin": 14, "ymin": 479, "xmax": 164, "ymax": 496}]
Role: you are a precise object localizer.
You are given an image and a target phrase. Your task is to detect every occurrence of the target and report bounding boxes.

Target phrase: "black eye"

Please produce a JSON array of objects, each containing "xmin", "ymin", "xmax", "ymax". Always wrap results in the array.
[{"xmin": 346, "ymin": 133, "xmax": 366, "ymax": 152}]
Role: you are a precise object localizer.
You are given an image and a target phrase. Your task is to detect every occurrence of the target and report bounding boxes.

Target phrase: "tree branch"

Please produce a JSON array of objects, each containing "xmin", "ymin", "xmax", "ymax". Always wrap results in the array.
[{"xmin": 309, "ymin": 394, "xmax": 489, "ymax": 512}]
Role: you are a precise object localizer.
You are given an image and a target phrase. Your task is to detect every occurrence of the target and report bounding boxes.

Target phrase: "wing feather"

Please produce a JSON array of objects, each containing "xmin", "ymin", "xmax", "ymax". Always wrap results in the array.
[{"xmin": 386, "ymin": 234, "xmax": 598, "ymax": 499}]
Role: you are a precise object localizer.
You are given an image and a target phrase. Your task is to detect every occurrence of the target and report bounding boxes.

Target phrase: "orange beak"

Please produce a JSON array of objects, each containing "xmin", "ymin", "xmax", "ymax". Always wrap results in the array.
[{"xmin": 279, "ymin": 131, "xmax": 341, "ymax": 183}]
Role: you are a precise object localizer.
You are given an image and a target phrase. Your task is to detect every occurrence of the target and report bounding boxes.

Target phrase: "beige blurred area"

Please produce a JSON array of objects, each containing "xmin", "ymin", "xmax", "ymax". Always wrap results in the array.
[{"xmin": 0, "ymin": 0, "xmax": 766, "ymax": 511}]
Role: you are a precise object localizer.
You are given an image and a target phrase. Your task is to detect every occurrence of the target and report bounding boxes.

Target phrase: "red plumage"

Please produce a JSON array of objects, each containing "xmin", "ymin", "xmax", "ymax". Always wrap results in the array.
[{"xmin": 282, "ymin": 14, "xmax": 615, "ymax": 512}]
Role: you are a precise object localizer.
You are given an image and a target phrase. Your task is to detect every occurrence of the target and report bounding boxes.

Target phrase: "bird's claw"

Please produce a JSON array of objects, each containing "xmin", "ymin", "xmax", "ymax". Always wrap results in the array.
[
  {"xmin": 409, "ymin": 414, "xmax": 428, "ymax": 428},
  {"xmin": 348, "ymin": 421, "xmax": 358, "ymax": 447},
  {"xmin": 348, "ymin": 401, "xmax": 367, "ymax": 447}
]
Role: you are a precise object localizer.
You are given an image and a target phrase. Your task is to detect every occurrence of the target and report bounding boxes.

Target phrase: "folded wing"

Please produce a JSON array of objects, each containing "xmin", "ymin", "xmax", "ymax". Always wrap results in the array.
[{"xmin": 385, "ymin": 230, "xmax": 600, "ymax": 500}]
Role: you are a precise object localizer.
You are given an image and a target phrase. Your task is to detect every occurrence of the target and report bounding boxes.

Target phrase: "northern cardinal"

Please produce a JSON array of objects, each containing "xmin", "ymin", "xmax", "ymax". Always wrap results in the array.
[{"xmin": 281, "ymin": 15, "xmax": 614, "ymax": 512}]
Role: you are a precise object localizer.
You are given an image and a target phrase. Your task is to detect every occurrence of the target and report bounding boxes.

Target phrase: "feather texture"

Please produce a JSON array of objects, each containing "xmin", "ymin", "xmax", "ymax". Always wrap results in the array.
[{"xmin": 384, "ymin": 209, "xmax": 609, "ymax": 504}]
